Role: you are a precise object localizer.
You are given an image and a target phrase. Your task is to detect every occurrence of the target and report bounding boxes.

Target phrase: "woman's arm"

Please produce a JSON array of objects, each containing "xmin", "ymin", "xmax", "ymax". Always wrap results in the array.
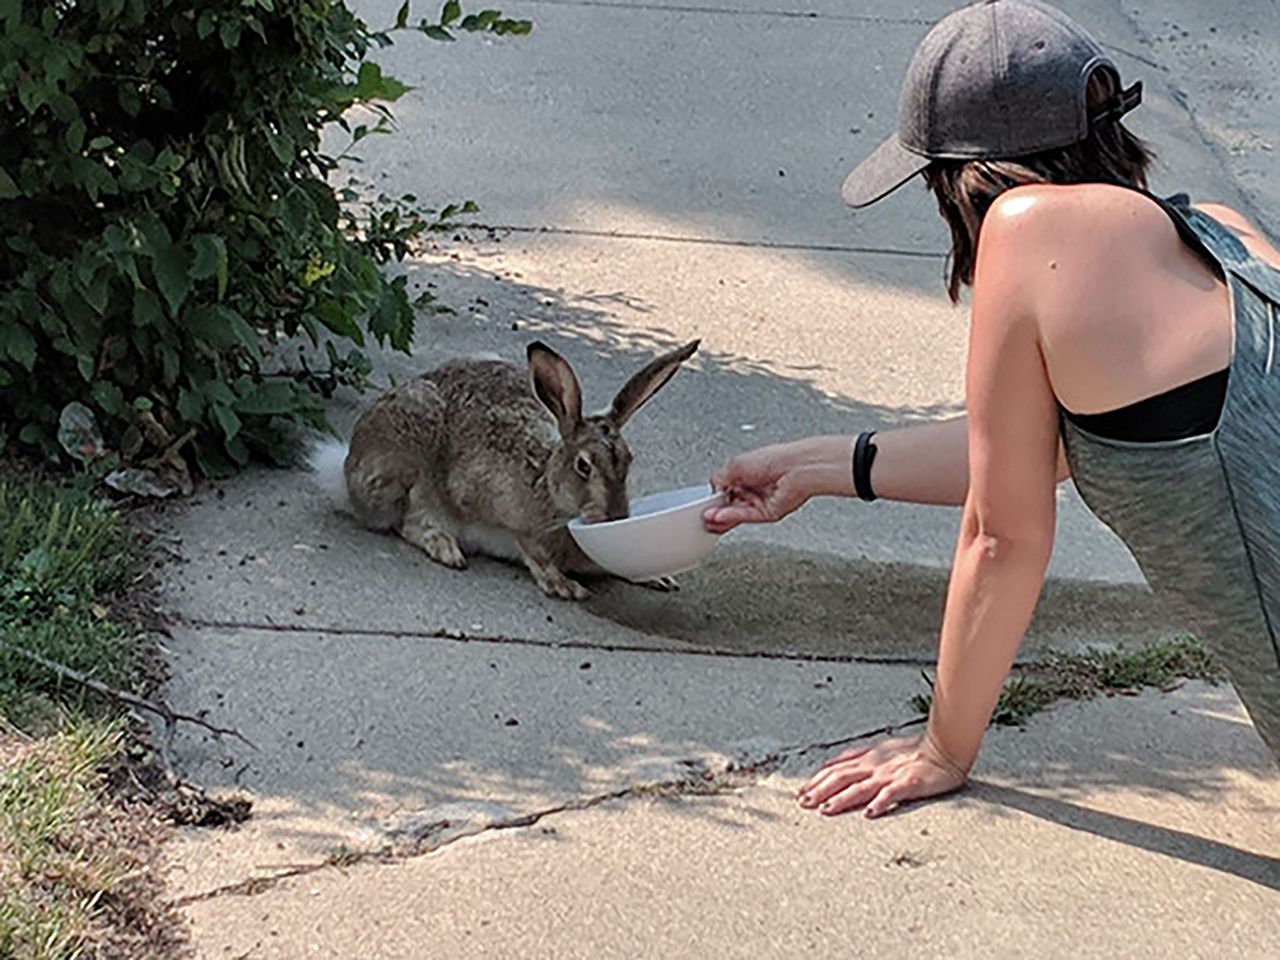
[
  {"xmin": 922, "ymin": 205, "xmax": 1061, "ymax": 774},
  {"xmin": 796, "ymin": 195, "xmax": 1062, "ymax": 816},
  {"xmin": 872, "ymin": 416, "xmax": 1068, "ymax": 505},
  {"xmin": 705, "ymin": 416, "xmax": 1068, "ymax": 532}
]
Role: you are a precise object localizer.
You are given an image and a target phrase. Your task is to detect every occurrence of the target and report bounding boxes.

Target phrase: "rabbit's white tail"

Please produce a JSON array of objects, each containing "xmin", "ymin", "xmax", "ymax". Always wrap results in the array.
[{"xmin": 305, "ymin": 436, "xmax": 352, "ymax": 513}]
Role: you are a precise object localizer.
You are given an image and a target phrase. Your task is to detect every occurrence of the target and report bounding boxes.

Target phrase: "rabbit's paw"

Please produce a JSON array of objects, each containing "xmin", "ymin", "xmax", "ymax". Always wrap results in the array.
[
  {"xmin": 402, "ymin": 523, "xmax": 468, "ymax": 570},
  {"xmin": 638, "ymin": 575, "xmax": 680, "ymax": 592},
  {"xmin": 529, "ymin": 564, "xmax": 590, "ymax": 601},
  {"xmin": 537, "ymin": 571, "xmax": 591, "ymax": 602},
  {"xmin": 519, "ymin": 542, "xmax": 590, "ymax": 601}
]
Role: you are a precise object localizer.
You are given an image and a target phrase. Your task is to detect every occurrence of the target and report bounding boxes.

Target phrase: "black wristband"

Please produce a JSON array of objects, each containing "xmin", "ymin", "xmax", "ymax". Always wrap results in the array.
[{"xmin": 852, "ymin": 431, "xmax": 879, "ymax": 502}]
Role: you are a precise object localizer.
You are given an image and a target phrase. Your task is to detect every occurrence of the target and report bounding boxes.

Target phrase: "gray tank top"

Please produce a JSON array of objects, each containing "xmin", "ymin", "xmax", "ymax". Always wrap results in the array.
[{"xmin": 1060, "ymin": 194, "xmax": 1280, "ymax": 760}]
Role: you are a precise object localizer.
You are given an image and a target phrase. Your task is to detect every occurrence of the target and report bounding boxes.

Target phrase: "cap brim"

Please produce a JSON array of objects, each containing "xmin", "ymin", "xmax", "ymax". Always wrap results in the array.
[{"xmin": 841, "ymin": 134, "xmax": 931, "ymax": 209}]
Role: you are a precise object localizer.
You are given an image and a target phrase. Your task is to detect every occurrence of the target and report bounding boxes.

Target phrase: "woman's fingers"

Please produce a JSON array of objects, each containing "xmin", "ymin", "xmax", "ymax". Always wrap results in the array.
[
  {"xmin": 703, "ymin": 503, "xmax": 761, "ymax": 532},
  {"xmin": 703, "ymin": 488, "xmax": 776, "ymax": 531},
  {"xmin": 863, "ymin": 768, "xmax": 933, "ymax": 819},
  {"xmin": 815, "ymin": 777, "xmax": 886, "ymax": 816},
  {"xmin": 710, "ymin": 456, "xmax": 751, "ymax": 492},
  {"xmin": 798, "ymin": 762, "xmax": 873, "ymax": 807}
]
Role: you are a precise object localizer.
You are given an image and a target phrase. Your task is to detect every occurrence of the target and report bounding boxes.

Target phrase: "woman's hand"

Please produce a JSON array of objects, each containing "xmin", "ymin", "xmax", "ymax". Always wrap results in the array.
[
  {"xmin": 704, "ymin": 437, "xmax": 853, "ymax": 534},
  {"xmin": 797, "ymin": 732, "xmax": 969, "ymax": 818}
]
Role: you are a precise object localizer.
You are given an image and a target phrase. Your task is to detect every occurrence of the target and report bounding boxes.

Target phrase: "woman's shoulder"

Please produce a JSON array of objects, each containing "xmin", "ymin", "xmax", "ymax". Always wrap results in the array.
[
  {"xmin": 979, "ymin": 184, "xmax": 1280, "ymax": 272},
  {"xmin": 975, "ymin": 183, "xmax": 1167, "ymax": 293},
  {"xmin": 984, "ymin": 182, "xmax": 1164, "ymax": 238}
]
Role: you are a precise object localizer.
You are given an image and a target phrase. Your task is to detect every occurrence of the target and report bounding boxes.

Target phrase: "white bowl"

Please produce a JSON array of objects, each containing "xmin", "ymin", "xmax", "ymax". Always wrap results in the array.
[{"xmin": 568, "ymin": 485, "xmax": 725, "ymax": 581}]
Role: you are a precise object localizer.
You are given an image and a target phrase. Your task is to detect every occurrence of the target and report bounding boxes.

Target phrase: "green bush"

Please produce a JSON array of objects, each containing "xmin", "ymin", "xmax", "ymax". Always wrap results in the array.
[{"xmin": 0, "ymin": 0, "xmax": 529, "ymax": 478}]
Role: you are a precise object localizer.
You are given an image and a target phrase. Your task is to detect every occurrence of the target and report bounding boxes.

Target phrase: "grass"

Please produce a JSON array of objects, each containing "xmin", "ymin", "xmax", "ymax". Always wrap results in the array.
[
  {"xmin": 0, "ymin": 468, "xmax": 139, "ymax": 729},
  {"xmin": 0, "ymin": 722, "xmax": 122, "ymax": 958},
  {"xmin": 0, "ymin": 462, "xmax": 182, "ymax": 959},
  {"xmin": 911, "ymin": 635, "xmax": 1227, "ymax": 727}
]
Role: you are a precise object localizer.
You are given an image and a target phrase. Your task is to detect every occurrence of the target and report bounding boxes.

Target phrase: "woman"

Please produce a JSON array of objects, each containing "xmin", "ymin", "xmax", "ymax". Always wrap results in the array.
[{"xmin": 704, "ymin": 0, "xmax": 1280, "ymax": 819}]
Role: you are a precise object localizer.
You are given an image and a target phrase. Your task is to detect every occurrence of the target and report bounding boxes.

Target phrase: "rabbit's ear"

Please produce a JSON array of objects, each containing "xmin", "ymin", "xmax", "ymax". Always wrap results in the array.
[
  {"xmin": 609, "ymin": 340, "xmax": 700, "ymax": 427},
  {"xmin": 528, "ymin": 342, "xmax": 583, "ymax": 437}
]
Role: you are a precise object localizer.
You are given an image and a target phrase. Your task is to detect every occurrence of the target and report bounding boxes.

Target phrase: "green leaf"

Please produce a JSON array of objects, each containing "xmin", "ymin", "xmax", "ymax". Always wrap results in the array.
[
  {"xmin": 264, "ymin": 127, "xmax": 294, "ymax": 166},
  {"xmin": 211, "ymin": 403, "xmax": 242, "ymax": 443},
  {"xmin": 132, "ymin": 287, "xmax": 165, "ymax": 328},
  {"xmin": 119, "ymin": 84, "xmax": 141, "ymax": 117},
  {"xmin": 316, "ymin": 298, "xmax": 365, "ymax": 344},
  {"xmin": 193, "ymin": 436, "xmax": 238, "ymax": 479},
  {"xmin": 81, "ymin": 268, "xmax": 111, "ymax": 315},
  {"xmin": 226, "ymin": 434, "xmax": 250, "ymax": 466},
  {"xmin": 76, "ymin": 351, "xmax": 95, "ymax": 382},
  {"xmin": 0, "ymin": 167, "xmax": 19, "ymax": 200},
  {"xmin": 219, "ymin": 19, "xmax": 243, "ymax": 49},
  {"xmin": 441, "ymin": 0, "xmax": 461, "ymax": 25},
  {"xmin": 197, "ymin": 10, "xmax": 217, "ymax": 40},
  {"xmin": 396, "ymin": 1, "xmax": 411, "ymax": 28},
  {"xmin": 65, "ymin": 119, "xmax": 86, "ymax": 152},
  {"xmin": 190, "ymin": 234, "xmax": 228, "ymax": 286},
  {"xmin": 0, "ymin": 322, "xmax": 37, "ymax": 369},
  {"xmin": 19, "ymin": 424, "xmax": 47, "ymax": 447},
  {"xmin": 176, "ymin": 387, "xmax": 204, "ymax": 423},
  {"xmin": 235, "ymin": 380, "xmax": 300, "ymax": 416},
  {"xmin": 422, "ymin": 24, "xmax": 454, "ymax": 41},
  {"xmin": 92, "ymin": 380, "xmax": 126, "ymax": 416},
  {"xmin": 461, "ymin": 10, "xmax": 501, "ymax": 31},
  {"xmin": 349, "ymin": 62, "xmax": 411, "ymax": 102},
  {"xmin": 355, "ymin": 61, "xmax": 381, "ymax": 99},
  {"xmin": 369, "ymin": 277, "xmax": 415, "ymax": 352},
  {"xmin": 157, "ymin": 343, "xmax": 180, "ymax": 387},
  {"xmin": 186, "ymin": 305, "xmax": 262, "ymax": 360},
  {"xmin": 379, "ymin": 76, "xmax": 411, "ymax": 101},
  {"xmin": 88, "ymin": 136, "xmax": 114, "ymax": 150},
  {"xmin": 202, "ymin": 380, "xmax": 237, "ymax": 408},
  {"xmin": 151, "ymin": 243, "xmax": 193, "ymax": 316}
]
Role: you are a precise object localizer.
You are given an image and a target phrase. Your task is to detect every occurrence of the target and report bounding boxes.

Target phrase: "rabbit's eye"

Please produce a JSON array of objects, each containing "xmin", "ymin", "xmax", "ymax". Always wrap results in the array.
[{"xmin": 575, "ymin": 454, "xmax": 593, "ymax": 480}]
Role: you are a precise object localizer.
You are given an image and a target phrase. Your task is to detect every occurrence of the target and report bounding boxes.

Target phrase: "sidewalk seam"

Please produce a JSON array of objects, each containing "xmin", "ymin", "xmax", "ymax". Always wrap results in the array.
[
  {"xmin": 456, "ymin": 222, "xmax": 950, "ymax": 259},
  {"xmin": 179, "ymin": 616, "xmax": 941, "ymax": 666},
  {"xmin": 517, "ymin": 0, "xmax": 931, "ymax": 27}
]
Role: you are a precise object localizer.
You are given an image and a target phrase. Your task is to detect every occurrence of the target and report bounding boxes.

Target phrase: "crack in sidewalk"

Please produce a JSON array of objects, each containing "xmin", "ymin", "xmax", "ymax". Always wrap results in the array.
[
  {"xmin": 181, "ymin": 616, "xmax": 941, "ymax": 666},
  {"xmin": 170, "ymin": 716, "xmax": 925, "ymax": 909}
]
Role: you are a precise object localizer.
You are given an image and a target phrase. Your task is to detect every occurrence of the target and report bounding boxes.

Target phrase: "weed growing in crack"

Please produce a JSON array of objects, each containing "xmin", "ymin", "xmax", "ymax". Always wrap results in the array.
[{"xmin": 910, "ymin": 635, "xmax": 1225, "ymax": 726}]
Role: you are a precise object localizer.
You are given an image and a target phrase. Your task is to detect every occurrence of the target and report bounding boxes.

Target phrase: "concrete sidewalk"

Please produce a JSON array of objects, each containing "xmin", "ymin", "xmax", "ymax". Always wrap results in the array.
[{"xmin": 161, "ymin": 1, "xmax": 1280, "ymax": 956}]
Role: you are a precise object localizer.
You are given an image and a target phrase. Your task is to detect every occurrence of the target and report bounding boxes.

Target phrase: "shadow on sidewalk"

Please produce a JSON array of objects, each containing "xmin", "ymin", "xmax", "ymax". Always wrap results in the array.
[
  {"xmin": 968, "ymin": 781, "xmax": 1280, "ymax": 891},
  {"xmin": 161, "ymin": 237, "xmax": 1276, "ymax": 880}
]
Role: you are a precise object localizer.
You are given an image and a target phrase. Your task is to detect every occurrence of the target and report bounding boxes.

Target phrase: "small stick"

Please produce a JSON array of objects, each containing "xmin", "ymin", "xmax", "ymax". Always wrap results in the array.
[{"xmin": 0, "ymin": 638, "xmax": 256, "ymax": 750}]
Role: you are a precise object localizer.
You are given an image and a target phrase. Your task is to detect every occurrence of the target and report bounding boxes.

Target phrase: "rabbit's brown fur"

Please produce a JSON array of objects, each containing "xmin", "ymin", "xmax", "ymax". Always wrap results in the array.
[{"xmin": 331, "ymin": 341, "xmax": 698, "ymax": 600}]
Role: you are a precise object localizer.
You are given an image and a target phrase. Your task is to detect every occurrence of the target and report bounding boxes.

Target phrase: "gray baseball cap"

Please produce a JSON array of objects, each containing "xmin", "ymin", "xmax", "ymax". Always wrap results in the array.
[{"xmin": 842, "ymin": 0, "xmax": 1142, "ymax": 208}]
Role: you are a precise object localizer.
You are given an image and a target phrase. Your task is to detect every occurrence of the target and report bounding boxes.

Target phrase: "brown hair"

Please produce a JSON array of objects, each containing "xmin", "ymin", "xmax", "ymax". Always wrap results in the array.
[{"xmin": 923, "ymin": 68, "xmax": 1155, "ymax": 302}]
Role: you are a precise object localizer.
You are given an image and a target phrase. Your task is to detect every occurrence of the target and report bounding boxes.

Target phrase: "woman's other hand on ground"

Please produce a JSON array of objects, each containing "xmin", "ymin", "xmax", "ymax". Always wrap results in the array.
[
  {"xmin": 797, "ymin": 733, "xmax": 969, "ymax": 818},
  {"xmin": 703, "ymin": 437, "xmax": 853, "ymax": 533}
]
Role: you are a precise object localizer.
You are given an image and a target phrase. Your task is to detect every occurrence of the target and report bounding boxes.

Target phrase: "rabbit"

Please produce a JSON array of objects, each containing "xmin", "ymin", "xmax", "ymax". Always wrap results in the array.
[{"xmin": 308, "ymin": 340, "xmax": 700, "ymax": 600}]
